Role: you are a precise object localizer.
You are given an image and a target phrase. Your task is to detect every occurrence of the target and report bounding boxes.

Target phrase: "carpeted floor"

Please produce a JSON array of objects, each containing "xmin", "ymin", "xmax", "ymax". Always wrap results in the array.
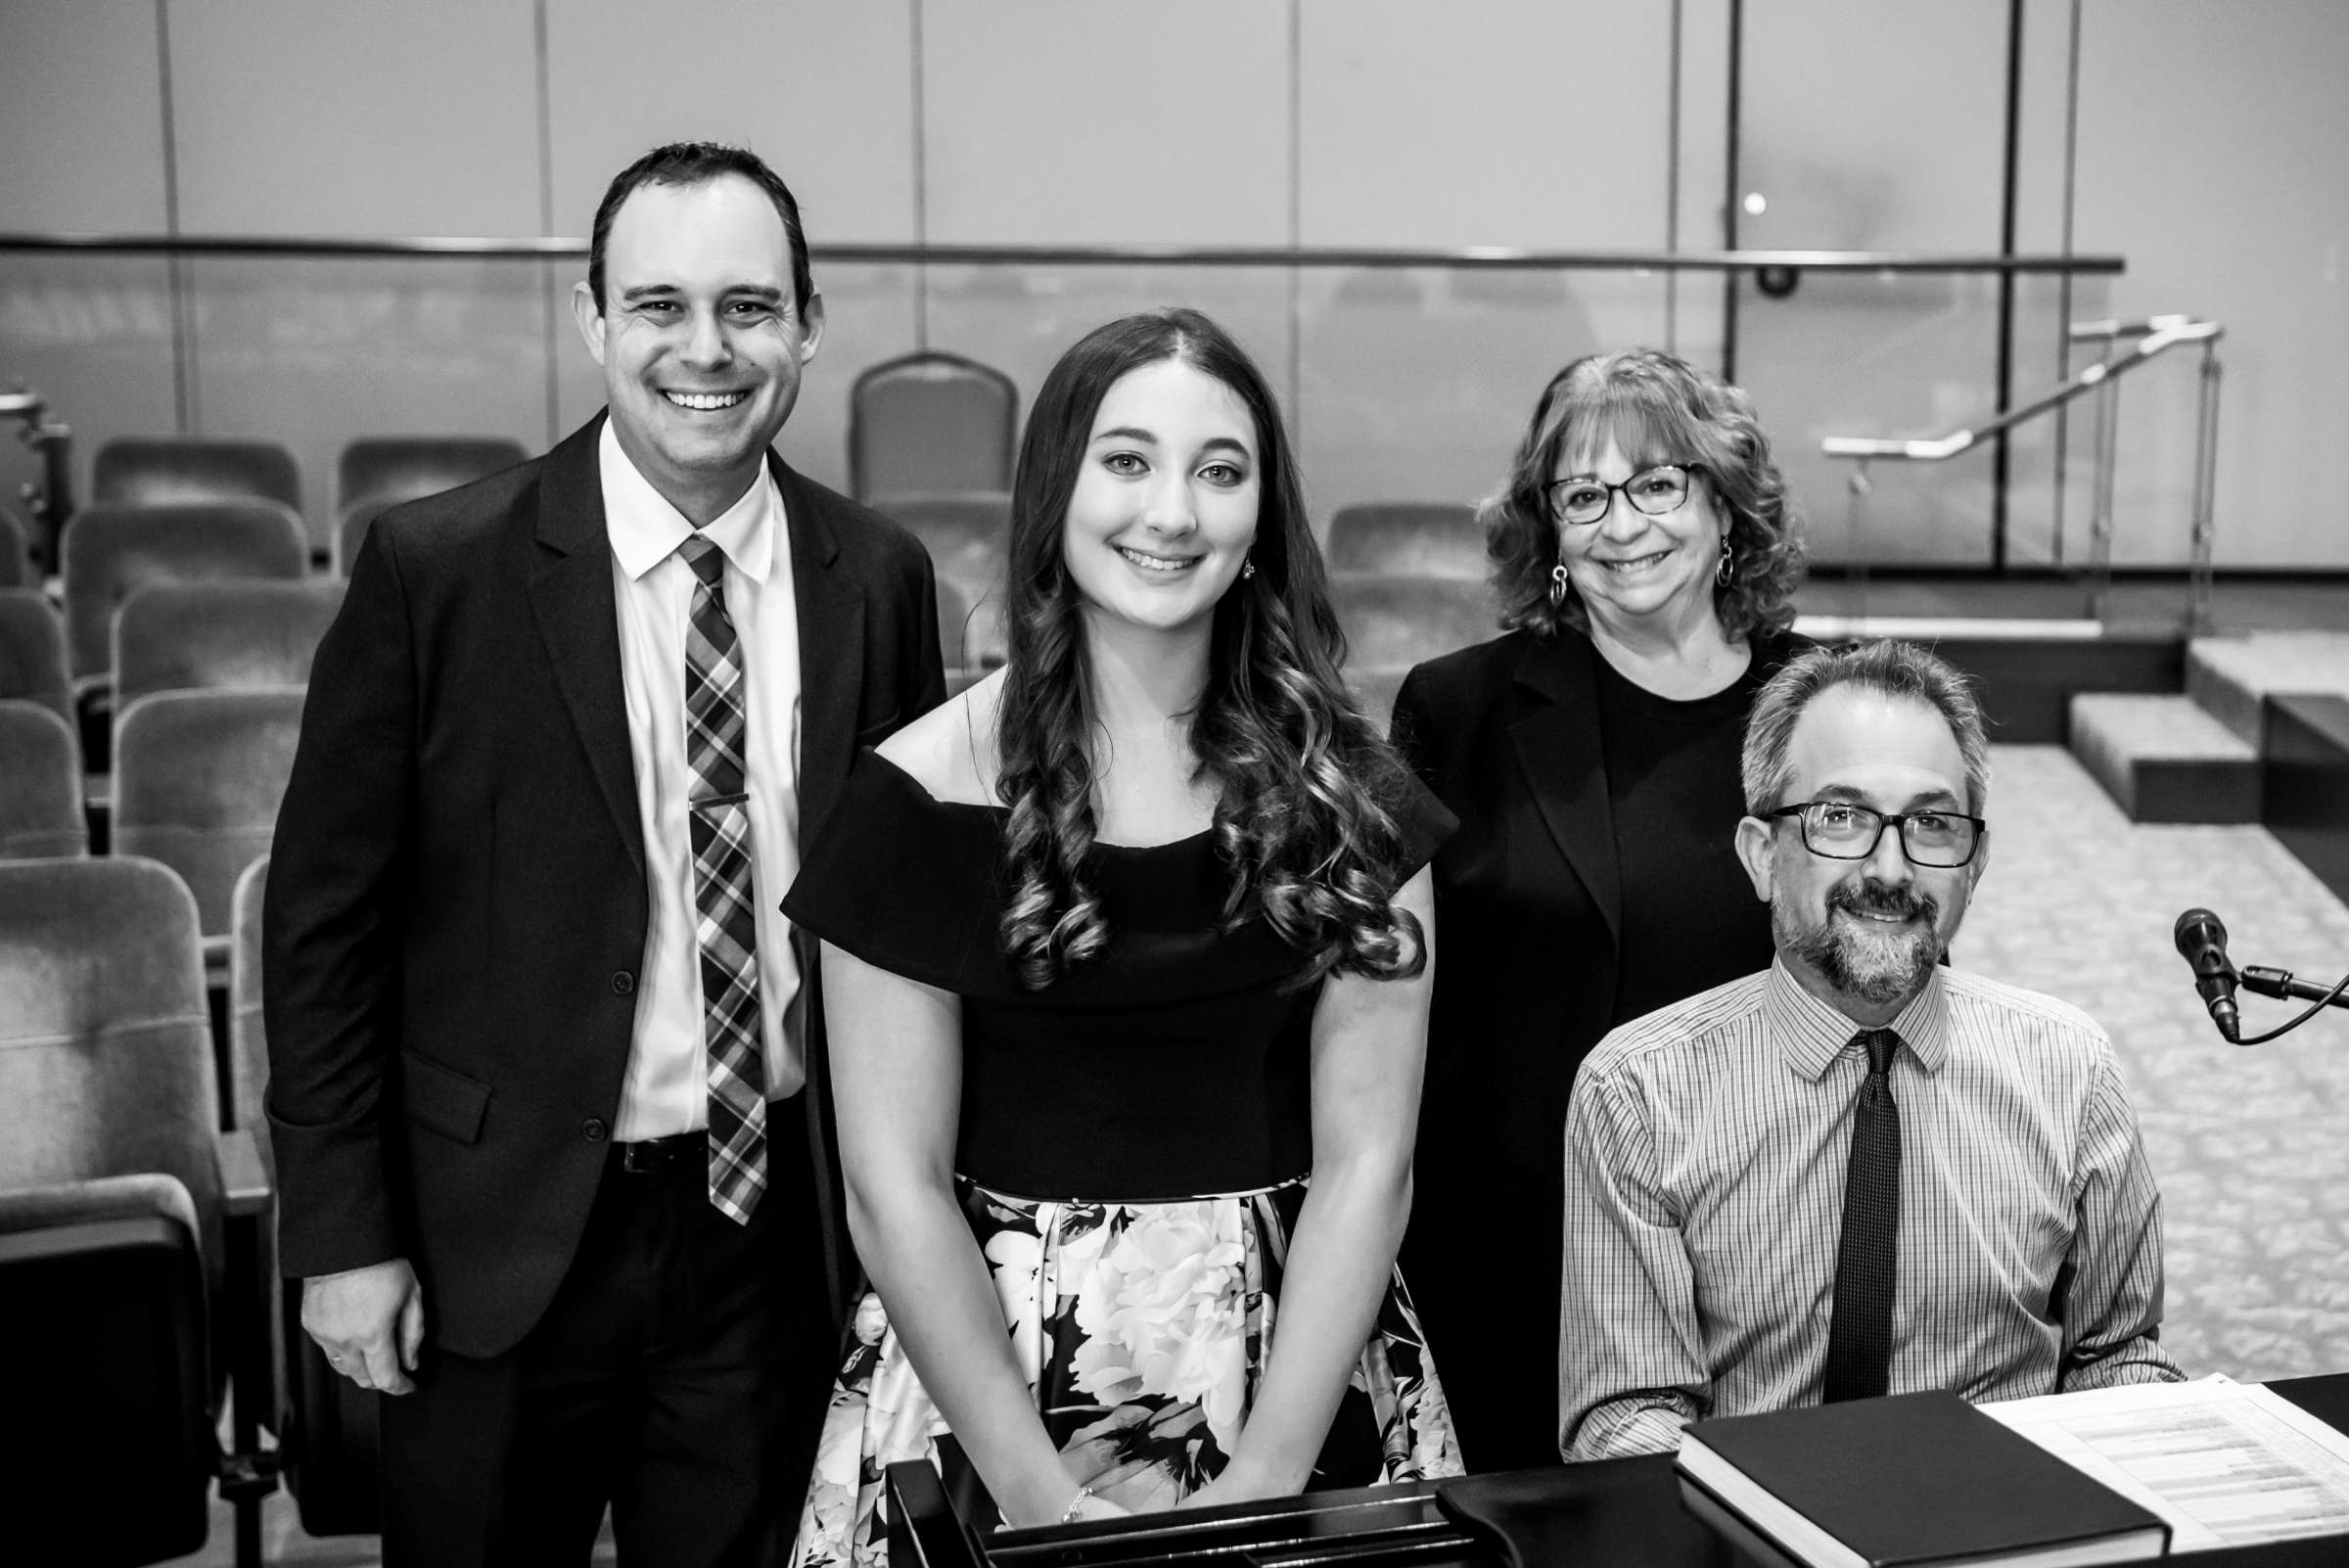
[
  {"xmin": 1958, "ymin": 746, "xmax": 2349, "ymax": 1382},
  {"xmin": 174, "ymin": 747, "xmax": 2349, "ymax": 1564}
]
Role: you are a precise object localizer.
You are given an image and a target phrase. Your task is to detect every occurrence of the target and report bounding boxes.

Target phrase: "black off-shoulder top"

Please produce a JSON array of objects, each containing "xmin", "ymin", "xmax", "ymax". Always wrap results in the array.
[{"xmin": 782, "ymin": 752, "xmax": 1454, "ymax": 1202}]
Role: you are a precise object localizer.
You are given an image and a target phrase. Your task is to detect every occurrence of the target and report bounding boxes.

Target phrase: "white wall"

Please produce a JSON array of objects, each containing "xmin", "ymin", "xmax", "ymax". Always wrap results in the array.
[
  {"xmin": 2071, "ymin": 0, "xmax": 2349, "ymax": 567},
  {"xmin": 2, "ymin": 0, "xmax": 2345, "ymax": 566}
]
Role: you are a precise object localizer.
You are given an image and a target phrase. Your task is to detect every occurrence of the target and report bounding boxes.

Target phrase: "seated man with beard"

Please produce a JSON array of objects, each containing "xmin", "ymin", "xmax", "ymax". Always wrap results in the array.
[{"xmin": 1556, "ymin": 639, "xmax": 2183, "ymax": 1462}]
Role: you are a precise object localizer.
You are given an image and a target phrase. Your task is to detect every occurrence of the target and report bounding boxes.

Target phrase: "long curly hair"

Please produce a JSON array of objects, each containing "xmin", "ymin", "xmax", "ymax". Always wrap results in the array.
[
  {"xmin": 995, "ymin": 308, "xmax": 1426, "ymax": 991},
  {"xmin": 1485, "ymin": 347, "xmax": 1804, "ymax": 642}
]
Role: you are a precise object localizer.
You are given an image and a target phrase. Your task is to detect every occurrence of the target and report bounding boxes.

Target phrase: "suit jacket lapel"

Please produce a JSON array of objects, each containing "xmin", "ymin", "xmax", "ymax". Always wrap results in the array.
[
  {"xmin": 1508, "ymin": 633, "xmax": 1623, "ymax": 949},
  {"xmin": 774, "ymin": 454, "xmax": 863, "ymax": 851},
  {"xmin": 527, "ymin": 414, "xmax": 645, "ymax": 875}
]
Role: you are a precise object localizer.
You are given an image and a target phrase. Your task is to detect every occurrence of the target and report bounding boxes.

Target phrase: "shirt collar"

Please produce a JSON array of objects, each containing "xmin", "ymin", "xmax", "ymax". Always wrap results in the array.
[
  {"xmin": 599, "ymin": 420, "xmax": 777, "ymax": 584},
  {"xmin": 1764, "ymin": 953, "xmax": 1951, "ymax": 1080}
]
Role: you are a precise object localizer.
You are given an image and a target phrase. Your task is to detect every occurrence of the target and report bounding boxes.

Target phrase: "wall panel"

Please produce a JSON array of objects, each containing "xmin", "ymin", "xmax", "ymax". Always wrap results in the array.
[
  {"xmin": 0, "ymin": 0, "xmax": 170, "ymax": 233},
  {"xmin": 544, "ymin": 0, "xmax": 917, "ymax": 246},
  {"xmin": 166, "ymin": 0, "xmax": 542, "ymax": 237},
  {"xmin": 920, "ymin": 1, "xmax": 1291, "ymax": 247},
  {"xmin": 1730, "ymin": 0, "xmax": 2010, "ymax": 564},
  {"xmin": 2073, "ymin": 0, "xmax": 2349, "ymax": 567},
  {"xmin": 0, "ymin": 2, "xmax": 178, "ymax": 519},
  {"xmin": 186, "ymin": 255, "xmax": 553, "ymax": 547},
  {"xmin": 1297, "ymin": 0, "xmax": 1674, "ymax": 250}
]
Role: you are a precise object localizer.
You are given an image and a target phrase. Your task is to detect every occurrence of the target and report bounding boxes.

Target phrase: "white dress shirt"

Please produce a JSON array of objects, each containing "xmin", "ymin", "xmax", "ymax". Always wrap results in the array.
[
  {"xmin": 601, "ymin": 422, "xmax": 805, "ymax": 1139},
  {"xmin": 1560, "ymin": 958, "xmax": 2182, "ymax": 1461}
]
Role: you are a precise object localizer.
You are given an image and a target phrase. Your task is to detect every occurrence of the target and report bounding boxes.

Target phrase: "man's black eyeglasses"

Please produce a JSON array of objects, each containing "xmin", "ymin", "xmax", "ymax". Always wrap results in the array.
[{"xmin": 1763, "ymin": 800, "xmax": 1986, "ymax": 868}]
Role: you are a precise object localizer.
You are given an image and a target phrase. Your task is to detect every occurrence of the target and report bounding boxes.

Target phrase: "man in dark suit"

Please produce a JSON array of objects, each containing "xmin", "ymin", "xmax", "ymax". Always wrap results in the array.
[{"xmin": 265, "ymin": 142, "xmax": 944, "ymax": 1565}]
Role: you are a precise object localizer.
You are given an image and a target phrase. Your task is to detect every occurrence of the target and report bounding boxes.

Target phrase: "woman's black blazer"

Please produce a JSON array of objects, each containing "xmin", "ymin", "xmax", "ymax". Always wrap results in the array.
[{"xmin": 1387, "ymin": 622, "xmax": 1806, "ymax": 1469}]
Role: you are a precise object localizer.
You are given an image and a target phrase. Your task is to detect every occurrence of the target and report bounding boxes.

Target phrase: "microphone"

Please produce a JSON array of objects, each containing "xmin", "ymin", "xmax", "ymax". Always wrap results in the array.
[{"xmin": 2174, "ymin": 908, "xmax": 2241, "ymax": 1043}]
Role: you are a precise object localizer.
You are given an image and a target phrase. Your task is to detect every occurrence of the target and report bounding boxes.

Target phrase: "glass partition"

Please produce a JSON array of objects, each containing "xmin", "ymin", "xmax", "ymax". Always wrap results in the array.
[{"xmin": 0, "ymin": 244, "xmax": 2129, "ymax": 571}]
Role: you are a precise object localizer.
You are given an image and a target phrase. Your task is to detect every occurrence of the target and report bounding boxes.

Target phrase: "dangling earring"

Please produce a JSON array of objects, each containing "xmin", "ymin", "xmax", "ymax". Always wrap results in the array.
[
  {"xmin": 1547, "ymin": 562, "xmax": 1569, "ymax": 608},
  {"xmin": 1241, "ymin": 555, "xmax": 1258, "ymax": 580},
  {"xmin": 1716, "ymin": 537, "xmax": 1734, "ymax": 587}
]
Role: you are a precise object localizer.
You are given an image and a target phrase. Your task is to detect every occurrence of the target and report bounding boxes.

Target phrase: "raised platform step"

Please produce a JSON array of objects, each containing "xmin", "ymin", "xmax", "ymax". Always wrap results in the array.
[
  {"xmin": 2186, "ymin": 631, "xmax": 2349, "ymax": 748},
  {"xmin": 2266, "ymin": 695, "xmax": 2349, "ymax": 906},
  {"xmin": 2067, "ymin": 693, "xmax": 2261, "ymax": 823}
]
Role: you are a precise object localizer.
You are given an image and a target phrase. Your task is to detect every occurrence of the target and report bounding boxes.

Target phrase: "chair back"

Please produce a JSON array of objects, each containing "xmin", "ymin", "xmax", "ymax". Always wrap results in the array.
[
  {"xmin": 335, "ymin": 495, "xmax": 396, "ymax": 576},
  {"xmin": 851, "ymin": 352, "xmax": 1019, "ymax": 500},
  {"xmin": 0, "ymin": 503, "xmax": 31, "ymax": 586},
  {"xmin": 875, "ymin": 491, "xmax": 1012, "ymax": 669},
  {"xmin": 1326, "ymin": 503, "xmax": 1486, "ymax": 579},
  {"xmin": 61, "ymin": 500, "xmax": 310, "ymax": 679},
  {"xmin": 93, "ymin": 436, "xmax": 303, "ymax": 517},
  {"xmin": 114, "ymin": 687, "xmax": 306, "ymax": 939},
  {"xmin": 0, "ymin": 587, "xmax": 71, "ymax": 724},
  {"xmin": 115, "ymin": 578, "xmax": 345, "ymax": 709},
  {"xmin": 1332, "ymin": 574, "xmax": 1497, "ymax": 669},
  {"xmin": 0, "ymin": 856, "xmax": 220, "ymax": 1268},
  {"xmin": 0, "ymin": 701, "xmax": 86, "ymax": 859},
  {"xmin": 1332, "ymin": 574, "xmax": 1499, "ymax": 726},
  {"xmin": 934, "ymin": 576, "xmax": 969, "ymax": 673},
  {"xmin": 337, "ymin": 436, "xmax": 528, "ymax": 515},
  {"xmin": 229, "ymin": 855, "xmax": 269, "ymax": 1140}
]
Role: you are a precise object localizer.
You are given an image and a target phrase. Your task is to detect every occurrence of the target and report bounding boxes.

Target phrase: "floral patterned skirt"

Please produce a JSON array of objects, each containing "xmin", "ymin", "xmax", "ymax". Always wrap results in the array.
[{"xmin": 791, "ymin": 1176, "xmax": 1458, "ymax": 1566}]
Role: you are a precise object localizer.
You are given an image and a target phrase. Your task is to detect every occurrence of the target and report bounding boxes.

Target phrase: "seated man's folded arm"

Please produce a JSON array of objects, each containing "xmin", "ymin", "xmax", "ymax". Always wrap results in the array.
[
  {"xmin": 1559, "ymin": 1062, "xmax": 1712, "ymax": 1460},
  {"xmin": 2057, "ymin": 1050, "xmax": 2187, "ymax": 1390}
]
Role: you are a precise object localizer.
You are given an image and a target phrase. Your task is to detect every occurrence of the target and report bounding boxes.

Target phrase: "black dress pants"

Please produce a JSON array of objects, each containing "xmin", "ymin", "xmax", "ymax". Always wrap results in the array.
[{"xmin": 380, "ymin": 1104, "xmax": 828, "ymax": 1568}]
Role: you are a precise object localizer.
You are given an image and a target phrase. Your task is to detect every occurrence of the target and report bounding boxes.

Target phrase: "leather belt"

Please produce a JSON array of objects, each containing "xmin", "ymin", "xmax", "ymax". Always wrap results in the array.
[{"xmin": 615, "ymin": 1130, "xmax": 702, "ymax": 1175}]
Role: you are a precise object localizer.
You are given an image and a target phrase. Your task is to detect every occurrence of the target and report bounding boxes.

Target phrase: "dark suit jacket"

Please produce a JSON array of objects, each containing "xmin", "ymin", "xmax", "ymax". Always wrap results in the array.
[
  {"xmin": 263, "ymin": 415, "xmax": 944, "ymax": 1360},
  {"xmin": 1388, "ymin": 623, "xmax": 1802, "ymax": 1469}
]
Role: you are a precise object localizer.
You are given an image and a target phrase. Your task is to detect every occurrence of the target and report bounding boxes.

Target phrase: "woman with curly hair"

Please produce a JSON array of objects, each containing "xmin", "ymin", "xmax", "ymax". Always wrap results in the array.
[
  {"xmin": 1388, "ymin": 347, "xmax": 1808, "ymax": 1473},
  {"xmin": 788, "ymin": 308, "xmax": 1458, "ymax": 1563}
]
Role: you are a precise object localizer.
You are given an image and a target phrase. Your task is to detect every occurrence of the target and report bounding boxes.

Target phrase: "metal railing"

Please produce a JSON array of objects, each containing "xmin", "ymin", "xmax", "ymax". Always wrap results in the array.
[
  {"xmin": 0, "ymin": 231, "xmax": 2128, "ymax": 276},
  {"xmin": 1820, "ymin": 314, "xmax": 2224, "ymax": 631}
]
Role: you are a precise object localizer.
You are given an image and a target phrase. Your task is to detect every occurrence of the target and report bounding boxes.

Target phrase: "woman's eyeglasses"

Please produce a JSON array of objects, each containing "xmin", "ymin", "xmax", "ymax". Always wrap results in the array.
[{"xmin": 1544, "ymin": 463, "xmax": 1699, "ymax": 527}]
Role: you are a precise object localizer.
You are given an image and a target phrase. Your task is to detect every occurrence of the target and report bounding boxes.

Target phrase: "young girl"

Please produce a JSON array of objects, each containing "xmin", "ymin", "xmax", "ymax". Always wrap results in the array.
[{"xmin": 790, "ymin": 308, "xmax": 1457, "ymax": 1564}]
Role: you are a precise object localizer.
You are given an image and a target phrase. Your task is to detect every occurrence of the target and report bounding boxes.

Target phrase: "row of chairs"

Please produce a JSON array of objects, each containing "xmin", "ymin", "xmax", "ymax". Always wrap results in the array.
[
  {"xmin": 3, "ymin": 696, "xmax": 308, "ymax": 964},
  {"xmin": 23, "ymin": 346, "xmax": 1003, "ymax": 575},
  {"xmin": 878, "ymin": 492, "xmax": 1497, "ymax": 701},
  {"xmin": 70, "ymin": 346, "xmax": 1019, "ymax": 540},
  {"xmin": 6, "ymin": 489, "xmax": 1490, "ymax": 703},
  {"xmin": 53, "ymin": 434, "xmax": 531, "ymax": 569},
  {"xmin": 2, "ymin": 851, "xmax": 375, "ymax": 1566},
  {"xmin": 1, "ymin": 854, "xmax": 274, "ymax": 1564}
]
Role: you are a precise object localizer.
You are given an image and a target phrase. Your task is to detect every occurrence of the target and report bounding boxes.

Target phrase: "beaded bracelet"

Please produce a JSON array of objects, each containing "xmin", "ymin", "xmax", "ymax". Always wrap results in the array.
[{"xmin": 1059, "ymin": 1484, "xmax": 1095, "ymax": 1525}]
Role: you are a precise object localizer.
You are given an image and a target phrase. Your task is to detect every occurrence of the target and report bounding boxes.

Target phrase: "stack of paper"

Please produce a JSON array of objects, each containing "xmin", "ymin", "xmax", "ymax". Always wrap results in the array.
[{"xmin": 1981, "ymin": 1375, "xmax": 2349, "ymax": 1552}]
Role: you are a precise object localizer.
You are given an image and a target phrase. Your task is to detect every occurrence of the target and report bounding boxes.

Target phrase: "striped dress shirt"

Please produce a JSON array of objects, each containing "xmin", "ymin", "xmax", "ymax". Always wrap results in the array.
[{"xmin": 1559, "ymin": 958, "xmax": 2183, "ymax": 1462}]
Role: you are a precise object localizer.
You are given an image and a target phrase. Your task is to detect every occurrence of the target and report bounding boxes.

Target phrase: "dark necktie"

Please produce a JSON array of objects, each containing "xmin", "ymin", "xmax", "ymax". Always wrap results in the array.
[
  {"xmin": 680, "ymin": 533, "xmax": 766, "ymax": 1223},
  {"xmin": 1822, "ymin": 1027, "xmax": 1902, "ymax": 1402}
]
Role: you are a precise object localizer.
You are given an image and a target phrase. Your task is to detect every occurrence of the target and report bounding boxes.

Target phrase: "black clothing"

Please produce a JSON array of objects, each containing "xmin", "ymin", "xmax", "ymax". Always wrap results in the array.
[
  {"xmin": 1388, "ymin": 624, "xmax": 1805, "ymax": 1473},
  {"xmin": 1594, "ymin": 651, "xmax": 1777, "ymax": 1026},
  {"xmin": 265, "ymin": 414, "xmax": 946, "ymax": 1564},
  {"xmin": 380, "ymin": 1109, "xmax": 826, "ymax": 1568},
  {"xmin": 781, "ymin": 751, "xmax": 1455, "ymax": 1201}
]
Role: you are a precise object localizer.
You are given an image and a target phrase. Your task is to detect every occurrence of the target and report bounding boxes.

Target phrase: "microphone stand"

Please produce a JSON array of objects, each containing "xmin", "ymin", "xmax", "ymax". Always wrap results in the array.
[
  {"xmin": 2242, "ymin": 967, "xmax": 2349, "ymax": 1009},
  {"xmin": 2228, "ymin": 961, "xmax": 2349, "ymax": 1045}
]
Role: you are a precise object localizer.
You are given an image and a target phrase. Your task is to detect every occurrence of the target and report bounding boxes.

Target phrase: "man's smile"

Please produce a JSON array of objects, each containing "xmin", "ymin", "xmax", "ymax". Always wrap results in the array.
[{"xmin": 662, "ymin": 389, "xmax": 750, "ymax": 411}]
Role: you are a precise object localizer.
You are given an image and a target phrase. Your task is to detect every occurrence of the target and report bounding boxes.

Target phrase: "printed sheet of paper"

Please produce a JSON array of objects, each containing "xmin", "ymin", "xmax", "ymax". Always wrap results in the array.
[{"xmin": 1981, "ymin": 1375, "xmax": 2349, "ymax": 1552}]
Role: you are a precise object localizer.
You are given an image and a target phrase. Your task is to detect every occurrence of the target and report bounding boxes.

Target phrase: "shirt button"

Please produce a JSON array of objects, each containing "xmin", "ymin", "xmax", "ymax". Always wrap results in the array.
[
  {"xmin": 611, "ymin": 970, "xmax": 635, "ymax": 996},
  {"xmin": 582, "ymin": 1117, "xmax": 609, "ymax": 1143}
]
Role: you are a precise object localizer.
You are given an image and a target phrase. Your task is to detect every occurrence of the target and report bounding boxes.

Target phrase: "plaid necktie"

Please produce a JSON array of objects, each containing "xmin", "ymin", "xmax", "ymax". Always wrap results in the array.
[
  {"xmin": 679, "ymin": 533, "xmax": 765, "ymax": 1223},
  {"xmin": 1822, "ymin": 1027, "xmax": 1902, "ymax": 1402}
]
